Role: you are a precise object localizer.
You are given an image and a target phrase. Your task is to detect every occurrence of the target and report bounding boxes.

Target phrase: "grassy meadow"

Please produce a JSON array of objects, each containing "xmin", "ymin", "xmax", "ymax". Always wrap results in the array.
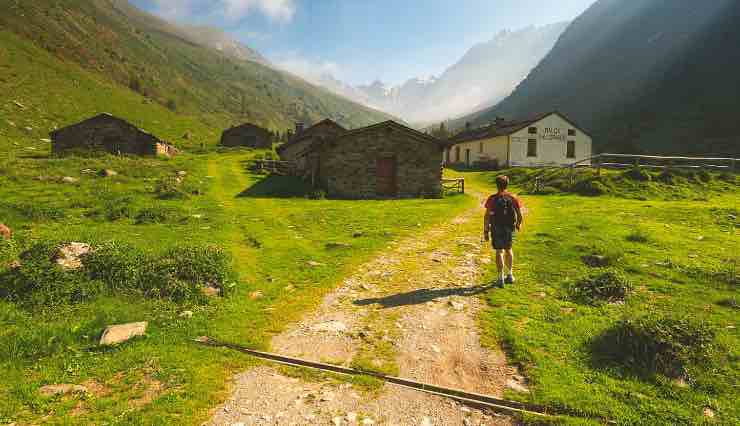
[
  {"xmin": 0, "ymin": 145, "xmax": 473, "ymax": 424},
  {"xmin": 465, "ymin": 169, "xmax": 739, "ymax": 425}
]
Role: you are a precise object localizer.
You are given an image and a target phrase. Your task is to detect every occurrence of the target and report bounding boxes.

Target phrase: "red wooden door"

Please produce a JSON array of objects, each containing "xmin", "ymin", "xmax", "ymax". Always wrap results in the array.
[{"xmin": 376, "ymin": 157, "xmax": 397, "ymax": 196}]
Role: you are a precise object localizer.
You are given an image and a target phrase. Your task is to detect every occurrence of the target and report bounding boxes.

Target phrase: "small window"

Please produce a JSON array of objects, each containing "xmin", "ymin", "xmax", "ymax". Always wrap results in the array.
[
  {"xmin": 528, "ymin": 126, "xmax": 537, "ymax": 134},
  {"xmin": 527, "ymin": 139, "xmax": 537, "ymax": 157},
  {"xmin": 567, "ymin": 140, "xmax": 576, "ymax": 158},
  {"xmin": 479, "ymin": 141, "xmax": 484, "ymax": 153},
  {"xmin": 568, "ymin": 129, "xmax": 576, "ymax": 136}
]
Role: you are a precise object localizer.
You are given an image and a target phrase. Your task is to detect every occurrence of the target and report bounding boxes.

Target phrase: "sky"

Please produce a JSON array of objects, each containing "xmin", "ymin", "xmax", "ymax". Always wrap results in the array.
[{"xmin": 131, "ymin": 0, "xmax": 595, "ymax": 86}]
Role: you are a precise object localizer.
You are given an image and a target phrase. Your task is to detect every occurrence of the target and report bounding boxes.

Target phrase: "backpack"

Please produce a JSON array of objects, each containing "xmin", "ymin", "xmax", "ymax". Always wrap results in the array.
[{"xmin": 492, "ymin": 194, "xmax": 516, "ymax": 228}]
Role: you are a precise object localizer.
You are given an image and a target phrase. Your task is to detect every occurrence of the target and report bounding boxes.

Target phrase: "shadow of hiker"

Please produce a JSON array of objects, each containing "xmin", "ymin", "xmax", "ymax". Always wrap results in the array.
[
  {"xmin": 238, "ymin": 175, "xmax": 313, "ymax": 199},
  {"xmin": 353, "ymin": 283, "xmax": 496, "ymax": 309}
]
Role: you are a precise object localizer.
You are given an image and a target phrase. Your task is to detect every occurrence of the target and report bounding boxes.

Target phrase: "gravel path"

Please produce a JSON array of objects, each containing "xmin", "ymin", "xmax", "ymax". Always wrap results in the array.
[{"xmin": 209, "ymin": 199, "xmax": 524, "ymax": 425}]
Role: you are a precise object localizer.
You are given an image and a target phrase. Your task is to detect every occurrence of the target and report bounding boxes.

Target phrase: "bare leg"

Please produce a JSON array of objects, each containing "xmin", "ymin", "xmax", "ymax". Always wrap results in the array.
[
  {"xmin": 505, "ymin": 249, "xmax": 514, "ymax": 274},
  {"xmin": 495, "ymin": 249, "xmax": 505, "ymax": 281}
]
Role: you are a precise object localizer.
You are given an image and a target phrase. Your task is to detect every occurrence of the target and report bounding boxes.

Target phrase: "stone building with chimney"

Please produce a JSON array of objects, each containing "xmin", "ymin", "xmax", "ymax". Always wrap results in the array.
[
  {"xmin": 279, "ymin": 120, "xmax": 445, "ymax": 198},
  {"xmin": 220, "ymin": 122, "xmax": 273, "ymax": 149},
  {"xmin": 51, "ymin": 113, "xmax": 178, "ymax": 157}
]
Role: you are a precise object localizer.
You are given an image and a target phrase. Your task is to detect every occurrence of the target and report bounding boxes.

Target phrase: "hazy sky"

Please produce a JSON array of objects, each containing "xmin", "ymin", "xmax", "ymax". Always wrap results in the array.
[{"xmin": 131, "ymin": 0, "xmax": 595, "ymax": 86}]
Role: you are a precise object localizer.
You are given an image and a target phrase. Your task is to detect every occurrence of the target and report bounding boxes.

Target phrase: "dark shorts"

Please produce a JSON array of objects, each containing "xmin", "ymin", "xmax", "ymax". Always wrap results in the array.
[{"xmin": 491, "ymin": 226, "xmax": 515, "ymax": 250}]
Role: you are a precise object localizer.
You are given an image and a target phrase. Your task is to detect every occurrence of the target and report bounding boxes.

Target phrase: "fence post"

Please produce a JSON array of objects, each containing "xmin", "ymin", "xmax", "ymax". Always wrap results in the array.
[
  {"xmin": 594, "ymin": 156, "xmax": 601, "ymax": 176},
  {"xmin": 732, "ymin": 159, "xmax": 736, "ymax": 172},
  {"xmin": 461, "ymin": 179, "xmax": 465, "ymax": 194}
]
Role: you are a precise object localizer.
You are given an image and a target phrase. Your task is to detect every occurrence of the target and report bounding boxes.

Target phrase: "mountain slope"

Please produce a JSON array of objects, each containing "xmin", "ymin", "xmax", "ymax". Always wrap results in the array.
[
  {"xmin": 309, "ymin": 23, "xmax": 567, "ymax": 126},
  {"xmin": 0, "ymin": 0, "xmax": 392, "ymax": 132},
  {"xmin": 455, "ymin": 0, "xmax": 740, "ymax": 156}
]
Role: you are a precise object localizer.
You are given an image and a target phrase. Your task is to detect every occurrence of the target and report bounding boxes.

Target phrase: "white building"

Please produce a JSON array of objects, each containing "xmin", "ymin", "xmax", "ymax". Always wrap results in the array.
[{"xmin": 446, "ymin": 111, "xmax": 592, "ymax": 167}]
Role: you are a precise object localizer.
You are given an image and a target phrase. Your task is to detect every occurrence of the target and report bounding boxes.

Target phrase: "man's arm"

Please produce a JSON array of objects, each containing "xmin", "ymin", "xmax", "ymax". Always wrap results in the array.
[
  {"xmin": 483, "ymin": 207, "xmax": 492, "ymax": 241},
  {"xmin": 514, "ymin": 206, "xmax": 523, "ymax": 230}
]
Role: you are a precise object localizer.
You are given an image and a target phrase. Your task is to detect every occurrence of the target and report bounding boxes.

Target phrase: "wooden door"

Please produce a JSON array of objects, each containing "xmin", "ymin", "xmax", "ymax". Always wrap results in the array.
[
  {"xmin": 376, "ymin": 157, "xmax": 397, "ymax": 196},
  {"xmin": 465, "ymin": 149, "xmax": 471, "ymax": 166}
]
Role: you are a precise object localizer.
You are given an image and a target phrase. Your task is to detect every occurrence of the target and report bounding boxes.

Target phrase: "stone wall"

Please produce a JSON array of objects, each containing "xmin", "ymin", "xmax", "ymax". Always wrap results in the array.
[
  {"xmin": 220, "ymin": 124, "xmax": 272, "ymax": 149},
  {"xmin": 319, "ymin": 125, "xmax": 444, "ymax": 198},
  {"xmin": 51, "ymin": 114, "xmax": 165, "ymax": 156}
]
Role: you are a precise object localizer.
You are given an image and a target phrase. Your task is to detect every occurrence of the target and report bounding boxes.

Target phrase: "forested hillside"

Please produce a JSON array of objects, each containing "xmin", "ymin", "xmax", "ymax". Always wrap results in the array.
[
  {"xmin": 0, "ymin": 0, "xmax": 392, "ymax": 134},
  {"xmin": 454, "ymin": 0, "xmax": 740, "ymax": 156}
]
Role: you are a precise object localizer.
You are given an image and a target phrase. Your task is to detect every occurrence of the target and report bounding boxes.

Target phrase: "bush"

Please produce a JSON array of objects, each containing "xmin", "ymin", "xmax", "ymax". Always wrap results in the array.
[
  {"xmin": 306, "ymin": 189, "xmax": 327, "ymax": 200},
  {"xmin": 569, "ymin": 268, "xmax": 632, "ymax": 305},
  {"xmin": 0, "ymin": 201, "xmax": 65, "ymax": 221},
  {"xmin": 83, "ymin": 241, "xmax": 144, "ymax": 291},
  {"xmin": 623, "ymin": 166, "xmax": 652, "ymax": 182},
  {"xmin": 155, "ymin": 176, "xmax": 188, "ymax": 199},
  {"xmin": 573, "ymin": 178, "xmax": 609, "ymax": 196},
  {"xmin": 0, "ymin": 242, "xmax": 102, "ymax": 308},
  {"xmin": 626, "ymin": 228, "xmax": 651, "ymax": 243},
  {"xmin": 0, "ymin": 238, "xmax": 19, "ymax": 268},
  {"xmin": 135, "ymin": 206, "xmax": 183, "ymax": 224},
  {"xmin": 536, "ymin": 186, "xmax": 560, "ymax": 195},
  {"xmin": 86, "ymin": 195, "xmax": 135, "ymax": 221},
  {"xmin": 136, "ymin": 246, "xmax": 232, "ymax": 301},
  {"xmin": 591, "ymin": 314, "xmax": 720, "ymax": 378}
]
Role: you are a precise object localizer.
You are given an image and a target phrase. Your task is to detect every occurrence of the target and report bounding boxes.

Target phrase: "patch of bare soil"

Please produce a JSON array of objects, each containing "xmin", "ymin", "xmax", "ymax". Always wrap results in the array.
[{"xmin": 211, "ymin": 201, "xmax": 522, "ymax": 425}]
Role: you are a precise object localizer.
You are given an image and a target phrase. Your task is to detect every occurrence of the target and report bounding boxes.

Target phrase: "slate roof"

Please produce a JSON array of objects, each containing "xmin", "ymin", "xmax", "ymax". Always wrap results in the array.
[
  {"xmin": 448, "ymin": 111, "xmax": 592, "ymax": 145},
  {"xmin": 335, "ymin": 120, "xmax": 445, "ymax": 147},
  {"xmin": 276, "ymin": 118, "xmax": 346, "ymax": 154}
]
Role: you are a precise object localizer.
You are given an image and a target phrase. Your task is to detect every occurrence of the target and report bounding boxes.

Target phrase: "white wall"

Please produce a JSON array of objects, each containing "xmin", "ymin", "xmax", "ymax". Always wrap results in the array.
[{"xmin": 509, "ymin": 113, "xmax": 592, "ymax": 167}]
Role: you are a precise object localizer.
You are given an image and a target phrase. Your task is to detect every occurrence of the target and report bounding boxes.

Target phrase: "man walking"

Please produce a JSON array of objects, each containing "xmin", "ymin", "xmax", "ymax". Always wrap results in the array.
[{"xmin": 484, "ymin": 176, "xmax": 523, "ymax": 287}]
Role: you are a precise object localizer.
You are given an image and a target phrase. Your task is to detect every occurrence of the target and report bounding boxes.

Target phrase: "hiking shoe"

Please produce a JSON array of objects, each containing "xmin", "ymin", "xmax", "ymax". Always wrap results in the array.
[
  {"xmin": 505, "ymin": 274, "xmax": 515, "ymax": 284},
  {"xmin": 497, "ymin": 278, "xmax": 505, "ymax": 288}
]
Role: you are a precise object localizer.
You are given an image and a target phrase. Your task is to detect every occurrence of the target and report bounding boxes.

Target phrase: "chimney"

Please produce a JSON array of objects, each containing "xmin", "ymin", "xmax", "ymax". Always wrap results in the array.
[
  {"xmin": 295, "ymin": 122, "xmax": 305, "ymax": 135},
  {"xmin": 465, "ymin": 122, "xmax": 471, "ymax": 131}
]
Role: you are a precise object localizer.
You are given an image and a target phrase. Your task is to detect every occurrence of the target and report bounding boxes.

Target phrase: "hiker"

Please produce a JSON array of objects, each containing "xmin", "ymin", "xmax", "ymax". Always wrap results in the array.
[{"xmin": 484, "ymin": 175, "xmax": 523, "ymax": 287}]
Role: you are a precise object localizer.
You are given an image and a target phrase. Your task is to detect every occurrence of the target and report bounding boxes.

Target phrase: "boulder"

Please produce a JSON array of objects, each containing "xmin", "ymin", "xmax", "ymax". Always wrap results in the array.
[
  {"xmin": 54, "ymin": 243, "xmax": 92, "ymax": 270},
  {"xmin": 61, "ymin": 176, "xmax": 79, "ymax": 184},
  {"xmin": 202, "ymin": 285, "xmax": 221, "ymax": 297},
  {"xmin": 39, "ymin": 384, "xmax": 88, "ymax": 397},
  {"xmin": 99, "ymin": 321, "xmax": 148, "ymax": 346},
  {"xmin": 177, "ymin": 170, "xmax": 187, "ymax": 177},
  {"xmin": 98, "ymin": 169, "xmax": 118, "ymax": 177},
  {"xmin": 0, "ymin": 223, "xmax": 11, "ymax": 240},
  {"xmin": 179, "ymin": 310, "xmax": 193, "ymax": 319}
]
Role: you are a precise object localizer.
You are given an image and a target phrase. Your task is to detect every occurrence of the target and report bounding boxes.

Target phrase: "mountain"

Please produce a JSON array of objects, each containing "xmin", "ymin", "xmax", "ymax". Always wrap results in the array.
[
  {"xmin": 454, "ymin": 0, "xmax": 740, "ymax": 156},
  {"xmin": 0, "ymin": 0, "xmax": 393, "ymax": 133},
  {"xmin": 176, "ymin": 24, "xmax": 269, "ymax": 65},
  {"xmin": 305, "ymin": 23, "xmax": 567, "ymax": 126}
]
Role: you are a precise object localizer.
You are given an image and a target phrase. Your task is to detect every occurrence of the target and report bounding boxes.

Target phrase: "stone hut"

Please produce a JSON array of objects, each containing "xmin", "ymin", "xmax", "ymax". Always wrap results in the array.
[
  {"xmin": 277, "ymin": 119, "xmax": 347, "ymax": 180},
  {"xmin": 287, "ymin": 120, "xmax": 445, "ymax": 198},
  {"xmin": 50, "ymin": 113, "xmax": 178, "ymax": 157},
  {"xmin": 220, "ymin": 123, "xmax": 273, "ymax": 149}
]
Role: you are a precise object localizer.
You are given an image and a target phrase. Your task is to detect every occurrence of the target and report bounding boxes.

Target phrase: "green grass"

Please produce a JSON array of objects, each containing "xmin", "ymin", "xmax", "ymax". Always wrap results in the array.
[
  {"xmin": 0, "ymin": 148, "xmax": 473, "ymax": 424},
  {"xmin": 464, "ymin": 170, "xmax": 739, "ymax": 425},
  {"xmin": 0, "ymin": 1, "xmax": 393, "ymax": 133}
]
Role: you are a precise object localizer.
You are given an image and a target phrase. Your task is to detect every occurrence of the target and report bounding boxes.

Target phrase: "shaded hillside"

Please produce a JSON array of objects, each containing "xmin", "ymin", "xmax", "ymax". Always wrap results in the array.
[
  {"xmin": 0, "ymin": 0, "xmax": 392, "ymax": 132},
  {"xmin": 454, "ymin": 0, "xmax": 740, "ymax": 156}
]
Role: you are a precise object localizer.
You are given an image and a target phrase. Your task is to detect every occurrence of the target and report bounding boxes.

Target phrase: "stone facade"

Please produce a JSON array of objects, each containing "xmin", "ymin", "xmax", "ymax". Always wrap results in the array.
[
  {"xmin": 50, "ymin": 113, "xmax": 178, "ymax": 157},
  {"xmin": 220, "ymin": 123, "xmax": 273, "ymax": 149},
  {"xmin": 317, "ymin": 121, "xmax": 445, "ymax": 198},
  {"xmin": 277, "ymin": 119, "xmax": 347, "ymax": 180}
]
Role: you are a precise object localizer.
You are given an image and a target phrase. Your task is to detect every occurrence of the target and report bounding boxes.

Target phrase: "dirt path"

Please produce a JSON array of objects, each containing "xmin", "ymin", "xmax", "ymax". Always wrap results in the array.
[{"xmin": 209, "ymin": 192, "xmax": 523, "ymax": 425}]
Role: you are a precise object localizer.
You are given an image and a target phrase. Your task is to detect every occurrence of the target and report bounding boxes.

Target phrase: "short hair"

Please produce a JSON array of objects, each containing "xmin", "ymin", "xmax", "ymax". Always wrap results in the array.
[{"xmin": 496, "ymin": 175, "xmax": 509, "ymax": 191}]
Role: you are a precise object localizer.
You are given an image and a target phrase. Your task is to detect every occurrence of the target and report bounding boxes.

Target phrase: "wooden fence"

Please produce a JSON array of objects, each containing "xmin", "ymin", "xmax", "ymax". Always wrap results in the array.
[
  {"xmin": 442, "ymin": 178, "xmax": 465, "ymax": 195},
  {"xmin": 571, "ymin": 153, "xmax": 738, "ymax": 173},
  {"xmin": 247, "ymin": 159, "xmax": 296, "ymax": 176}
]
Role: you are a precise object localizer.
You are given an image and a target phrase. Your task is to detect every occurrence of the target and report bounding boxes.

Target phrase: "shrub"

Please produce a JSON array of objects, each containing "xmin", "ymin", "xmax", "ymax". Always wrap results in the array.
[
  {"xmin": 86, "ymin": 195, "xmax": 135, "ymax": 221},
  {"xmin": 83, "ymin": 241, "xmax": 144, "ymax": 291},
  {"xmin": 306, "ymin": 189, "xmax": 327, "ymax": 200},
  {"xmin": 591, "ymin": 314, "xmax": 720, "ymax": 378},
  {"xmin": 568, "ymin": 268, "xmax": 632, "ymax": 305},
  {"xmin": 573, "ymin": 178, "xmax": 609, "ymax": 196},
  {"xmin": 155, "ymin": 176, "xmax": 188, "ymax": 199},
  {"xmin": 135, "ymin": 206, "xmax": 183, "ymax": 224},
  {"xmin": 0, "ymin": 242, "xmax": 102, "ymax": 308},
  {"xmin": 626, "ymin": 228, "xmax": 651, "ymax": 243},
  {"xmin": 716, "ymin": 297, "xmax": 738, "ymax": 309},
  {"xmin": 623, "ymin": 166, "xmax": 652, "ymax": 182},
  {"xmin": 136, "ymin": 245, "xmax": 232, "ymax": 301},
  {"xmin": 1, "ymin": 202, "xmax": 65, "ymax": 221},
  {"xmin": 0, "ymin": 238, "xmax": 19, "ymax": 268},
  {"xmin": 536, "ymin": 186, "xmax": 560, "ymax": 195}
]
